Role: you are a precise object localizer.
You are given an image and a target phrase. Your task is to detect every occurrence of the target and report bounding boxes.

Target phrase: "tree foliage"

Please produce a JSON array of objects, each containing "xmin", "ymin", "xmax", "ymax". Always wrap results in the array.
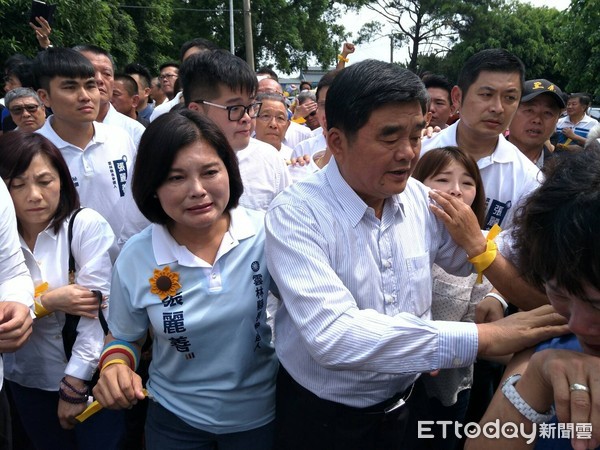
[
  {"xmin": 558, "ymin": 0, "xmax": 600, "ymax": 99},
  {"xmin": 0, "ymin": 0, "xmax": 349, "ymax": 76}
]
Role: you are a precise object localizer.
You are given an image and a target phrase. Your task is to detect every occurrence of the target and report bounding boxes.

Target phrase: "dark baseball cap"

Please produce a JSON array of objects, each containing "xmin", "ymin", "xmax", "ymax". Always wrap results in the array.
[{"xmin": 521, "ymin": 79, "xmax": 566, "ymax": 109}]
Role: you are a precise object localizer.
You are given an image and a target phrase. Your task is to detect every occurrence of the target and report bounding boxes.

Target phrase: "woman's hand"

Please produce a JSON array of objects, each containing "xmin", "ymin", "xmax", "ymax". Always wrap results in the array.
[
  {"xmin": 428, "ymin": 189, "xmax": 487, "ymax": 257},
  {"xmin": 41, "ymin": 285, "xmax": 103, "ymax": 318},
  {"xmin": 475, "ymin": 296, "xmax": 505, "ymax": 323},
  {"xmin": 92, "ymin": 362, "xmax": 145, "ymax": 410},
  {"xmin": 292, "ymin": 101, "xmax": 317, "ymax": 121},
  {"xmin": 58, "ymin": 375, "xmax": 88, "ymax": 429}
]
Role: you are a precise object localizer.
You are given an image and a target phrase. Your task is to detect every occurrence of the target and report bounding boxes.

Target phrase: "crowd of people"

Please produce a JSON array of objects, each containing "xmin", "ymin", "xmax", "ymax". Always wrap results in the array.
[{"xmin": 1, "ymin": 15, "xmax": 600, "ymax": 450}]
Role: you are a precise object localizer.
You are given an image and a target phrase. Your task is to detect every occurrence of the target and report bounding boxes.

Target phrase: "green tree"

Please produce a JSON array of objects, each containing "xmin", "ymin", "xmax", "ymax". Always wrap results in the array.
[
  {"xmin": 436, "ymin": 1, "xmax": 564, "ymax": 86},
  {"xmin": 0, "ymin": 0, "xmax": 137, "ymax": 68},
  {"xmin": 558, "ymin": 0, "xmax": 600, "ymax": 98},
  {"xmin": 169, "ymin": 0, "xmax": 349, "ymax": 73},
  {"xmin": 353, "ymin": 0, "xmax": 496, "ymax": 72}
]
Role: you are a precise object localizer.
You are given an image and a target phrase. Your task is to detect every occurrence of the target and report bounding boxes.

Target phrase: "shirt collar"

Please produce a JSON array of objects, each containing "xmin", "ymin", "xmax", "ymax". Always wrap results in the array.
[
  {"xmin": 39, "ymin": 116, "xmax": 106, "ymax": 149},
  {"xmin": 152, "ymin": 207, "xmax": 258, "ymax": 267},
  {"xmin": 324, "ymin": 158, "xmax": 402, "ymax": 227}
]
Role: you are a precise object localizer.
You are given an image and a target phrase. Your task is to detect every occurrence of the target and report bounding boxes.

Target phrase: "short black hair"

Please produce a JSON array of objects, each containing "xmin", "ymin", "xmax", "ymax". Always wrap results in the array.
[
  {"xmin": 124, "ymin": 63, "xmax": 152, "ymax": 89},
  {"xmin": 0, "ymin": 131, "xmax": 80, "ymax": 233},
  {"xmin": 256, "ymin": 66, "xmax": 279, "ymax": 82},
  {"xmin": 4, "ymin": 55, "xmax": 35, "ymax": 88},
  {"xmin": 33, "ymin": 47, "xmax": 95, "ymax": 92},
  {"xmin": 180, "ymin": 38, "xmax": 219, "ymax": 62},
  {"xmin": 568, "ymin": 93, "xmax": 592, "ymax": 108},
  {"xmin": 512, "ymin": 150, "xmax": 600, "ymax": 296},
  {"xmin": 325, "ymin": 60, "xmax": 428, "ymax": 140},
  {"xmin": 316, "ymin": 69, "xmax": 341, "ymax": 103},
  {"xmin": 180, "ymin": 49, "xmax": 257, "ymax": 105},
  {"xmin": 457, "ymin": 48, "xmax": 525, "ymax": 97},
  {"xmin": 422, "ymin": 73, "xmax": 452, "ymax": 104},
  {"xmin": 72, "ymin": 44, "xmax": 115, "ymax": 68},
  {"xmin": 114, "ymin": 73, "xmax": 138, "ymax": 96},
  {"xmin": 132, "ymin": 109, "xmax": 243, "ymax": 224},
  {"xmin": 159, "ymin": 62, "xmax": 179, "ymax": 72}
]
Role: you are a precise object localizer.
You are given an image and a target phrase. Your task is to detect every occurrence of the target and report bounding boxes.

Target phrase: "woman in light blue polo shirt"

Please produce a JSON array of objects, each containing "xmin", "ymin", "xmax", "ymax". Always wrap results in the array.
[{"xmin": 93, "ymin": 110, "xmax": 278, "ymax": 450}]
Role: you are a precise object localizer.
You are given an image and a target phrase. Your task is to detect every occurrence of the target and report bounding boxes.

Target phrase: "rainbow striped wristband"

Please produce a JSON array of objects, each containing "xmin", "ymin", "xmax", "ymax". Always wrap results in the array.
[{"xmin": 98, "ymin": 340, "xmax": 140, "ymax": 371}]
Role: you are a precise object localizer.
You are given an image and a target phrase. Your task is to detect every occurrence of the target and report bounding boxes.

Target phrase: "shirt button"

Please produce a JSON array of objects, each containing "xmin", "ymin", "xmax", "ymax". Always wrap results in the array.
[
  {"xmin": 384, "ymin": 294, "xmax": 394, "ymax": 304},
  {"xmin": 383, "ymin": 260, "xmax": 392, "ymax": 269},
  {"xmin": 211, "ymin": 273, "xmax": 217, "ymax": 279}
]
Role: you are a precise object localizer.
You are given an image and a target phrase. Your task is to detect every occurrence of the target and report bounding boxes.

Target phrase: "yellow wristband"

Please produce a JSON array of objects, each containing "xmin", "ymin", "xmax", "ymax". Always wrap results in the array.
[
  {"xmin": 100, "ymin": 358, "xmax": 129, "ymax": 373},
  {"xmin": 337, "ymin": 54, "xmax": 349, "ymax": 63},
  {"xmin": 469, "ymin": 224, "xmax": 502, "ymax": 284},
  {"xmin": 34, "ymin": 299, "xmax": 51, "ymax": 318}
]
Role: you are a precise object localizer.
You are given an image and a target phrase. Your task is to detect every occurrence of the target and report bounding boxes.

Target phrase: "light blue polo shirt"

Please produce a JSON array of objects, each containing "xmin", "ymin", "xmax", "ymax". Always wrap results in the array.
[{"xmin": 109, "ymin": 207, "xmax": 277, "ymax": 433}]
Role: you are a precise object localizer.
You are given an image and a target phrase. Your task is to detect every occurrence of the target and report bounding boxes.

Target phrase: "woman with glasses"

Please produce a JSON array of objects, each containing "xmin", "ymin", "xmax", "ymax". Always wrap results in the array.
[
  {"xmin": 92, "ymin": 110, "xmax": 278, "ymax": 450},
  {"xmin": 5, "ymin": 87, "xmax": 47, "ymax": 132}
]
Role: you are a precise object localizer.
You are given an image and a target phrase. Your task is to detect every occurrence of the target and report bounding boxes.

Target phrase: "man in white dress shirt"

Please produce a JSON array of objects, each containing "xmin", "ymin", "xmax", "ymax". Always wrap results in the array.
[{"xmin": 265, "ymin": 59, "xmax": 566, "ymax": 450}]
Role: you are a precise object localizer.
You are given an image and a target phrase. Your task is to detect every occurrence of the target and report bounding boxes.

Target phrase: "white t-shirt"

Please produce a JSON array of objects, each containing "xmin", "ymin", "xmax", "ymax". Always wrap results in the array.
[
  {"xmin": 236, "ymin": 138, "xmax": 292, "ymax": 212},
  {"xmin": 103, "ymin": 103, "xmax": 146, "ymax": 148}
]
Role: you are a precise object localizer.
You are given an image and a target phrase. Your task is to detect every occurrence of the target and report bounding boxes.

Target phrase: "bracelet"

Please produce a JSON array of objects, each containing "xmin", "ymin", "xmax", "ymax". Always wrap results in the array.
[
  {"xmin": 98, "ymin": 340, "xmax": 140, "ymax": 371},
  {"xmin": 58, "ymin": 386, "xmax": 88, "ymax": 404},
  {"xmin": 337, "ymin": 54, "xmax": 349, "ymax": 63},
  {"xmin": 469, "ymin": 224, "xmax": 502, "ymax": 283},
  {"xmin": 100, "ymin": 358, "xmax": 129, "ymax": 374},
  {"xmin": 501, "ymin": 374, "xmax": 554, "ymax": 423},
  {"xmin": 60, "ymin": 377, "xmax": 88, "ymax": 396},
  {"xmin": 34, "ymin": 282, "xmax": 51, "ymax": 318},
  {"xmin": 483, "ymin": 292, "xmax": 508, "ymax": 312}
]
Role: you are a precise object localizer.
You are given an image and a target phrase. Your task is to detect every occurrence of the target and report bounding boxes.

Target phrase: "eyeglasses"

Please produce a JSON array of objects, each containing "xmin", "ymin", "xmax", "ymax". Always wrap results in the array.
[
  {"xmin": 159, "ymin": 73, "xmax": 178, "ymax": 81},
  {"xmin": 257, "ymin": 113, "xmax": 288, "ymax": 125},
  {"xmin": 9, "ymin": 104, "xmax": 42, "ymax": 115},
  {"xmin": 194, "ymin": 100, "xmax": 262, "ymax": 121}
]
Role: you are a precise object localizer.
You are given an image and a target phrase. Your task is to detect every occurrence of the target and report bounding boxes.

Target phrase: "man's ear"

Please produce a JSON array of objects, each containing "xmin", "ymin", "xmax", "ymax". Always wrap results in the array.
[
  {"xmin": 326, "ymin": 127, "xmax": 347, "ymax": 162},
  {"xmin": 451, "ymin": 86, "xmax": 462, "ymax": 111},
  {"xmin": 132, "ymin": 94, "xmax": 140, "ymax": 109},
  {"xmin": 37, "ymin": 89, "xmax": 51, "ymax": 108},
  {"xmin": 187, "ymin": 101, "xmax": 201, "ymax": 113}
]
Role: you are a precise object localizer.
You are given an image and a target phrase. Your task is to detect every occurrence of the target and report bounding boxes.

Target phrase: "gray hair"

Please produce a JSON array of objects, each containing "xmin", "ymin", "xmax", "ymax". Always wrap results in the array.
[
  {"xmin": 5, "ymin": 87, "xmax": 42, "ymax": 108},
  {"xmin": 297, "ymin": 90, "xmax": 316, "ymax": 104},
  {"xmin": 256, "ymin": 92, "xmax": 287, "ymax": 106}
]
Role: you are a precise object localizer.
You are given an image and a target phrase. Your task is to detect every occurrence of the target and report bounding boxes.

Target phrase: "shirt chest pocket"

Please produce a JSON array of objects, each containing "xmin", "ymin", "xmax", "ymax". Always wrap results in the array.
[
  {"xmin": 431, "ymin": 278, "xmax": 472, "ymax": 322},
  {"xmin": 404, "ymin": 253, "xmax": 432, "ymax": 318}
]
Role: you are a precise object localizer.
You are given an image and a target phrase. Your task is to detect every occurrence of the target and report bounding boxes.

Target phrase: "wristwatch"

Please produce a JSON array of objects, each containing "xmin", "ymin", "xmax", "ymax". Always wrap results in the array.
[{"xmin": 501, "ymin": 374, "xmax": 555, "ymax": 423}]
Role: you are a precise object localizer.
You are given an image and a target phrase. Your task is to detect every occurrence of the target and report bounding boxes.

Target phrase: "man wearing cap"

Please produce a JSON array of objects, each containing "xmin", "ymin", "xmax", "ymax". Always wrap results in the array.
[{"xmin": 507, "ymin": 79, "xmax": 565, "ymax": 170}]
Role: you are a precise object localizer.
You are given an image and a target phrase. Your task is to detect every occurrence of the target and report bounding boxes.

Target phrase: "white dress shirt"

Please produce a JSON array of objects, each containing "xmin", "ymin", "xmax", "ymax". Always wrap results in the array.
[
  {"xmin": 0, "ymin": 183, "xmax": 34, "ymax": 390},
  {"xmin": 4, "ymin": 208, "xmax": 116, "ymax": 390},
  {"xmin": 265, "ymin": 158, "xmax": 479, "ymax": 408}
]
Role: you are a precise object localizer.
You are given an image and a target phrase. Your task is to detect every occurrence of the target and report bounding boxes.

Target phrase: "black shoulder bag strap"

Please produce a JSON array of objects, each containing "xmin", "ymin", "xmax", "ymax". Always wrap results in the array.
[{"xmin": 61, "ymin": 208, "xmax": 109, "ymax": 360}]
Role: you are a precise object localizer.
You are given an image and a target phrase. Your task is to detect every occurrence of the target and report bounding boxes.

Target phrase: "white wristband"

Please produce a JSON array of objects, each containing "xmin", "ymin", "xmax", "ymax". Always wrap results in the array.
[{"xmin": 484, "ymin": 292, "xmax": 508, "ymax": 311}]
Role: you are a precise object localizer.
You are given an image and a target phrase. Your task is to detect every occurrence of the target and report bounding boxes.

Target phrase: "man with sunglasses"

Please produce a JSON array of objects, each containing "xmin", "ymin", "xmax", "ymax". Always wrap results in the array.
[
  {"xmin": 5, "ymin": 87, "xmax": 46, "ymax": 132},
  {"xmin": 180, "ymin": 49, "xmax": 290, "ymax": 212}
]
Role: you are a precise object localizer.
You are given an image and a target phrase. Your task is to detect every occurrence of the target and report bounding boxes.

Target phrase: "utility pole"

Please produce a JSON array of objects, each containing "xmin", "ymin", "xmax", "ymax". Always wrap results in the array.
[
  {"xmin": 243, "ymin": 0, "xmax": 254, "ymax": 71},
  {"xmin": 390, "ymin": 34, "xmax": 394, "ymax": 63},
  {"xmin": 229, "ymin": 0, "xmax": 235, "ymax": 53}
]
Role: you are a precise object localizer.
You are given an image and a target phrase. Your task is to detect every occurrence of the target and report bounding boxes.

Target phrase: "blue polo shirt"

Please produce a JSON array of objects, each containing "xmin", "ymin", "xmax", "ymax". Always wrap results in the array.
[{"xmin": 109, "ymin": 207, "xmax": 277, "ymax": 433}]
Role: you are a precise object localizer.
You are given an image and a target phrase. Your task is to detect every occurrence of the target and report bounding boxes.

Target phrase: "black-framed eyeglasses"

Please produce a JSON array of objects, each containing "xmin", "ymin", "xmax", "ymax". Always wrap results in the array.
[
  {"xmin": 194, "ymin": 99, "xmax": 262, "ymax": 121},
  {"xmin": 159, "ymin": 73, "xmax": 178, "ymax": 81},
  {"xmin": 9, "ymin": 104, "xmax": 42, "ymax": 115}
]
